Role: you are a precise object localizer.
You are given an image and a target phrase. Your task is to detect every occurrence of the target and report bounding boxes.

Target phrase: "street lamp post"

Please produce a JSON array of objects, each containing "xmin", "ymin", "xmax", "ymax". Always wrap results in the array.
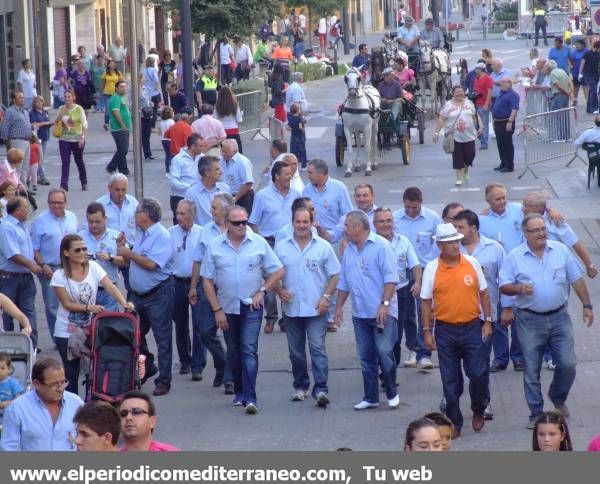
[
  {"xmin": 180, "ymin": 0, "xmax": 195, "ymax": 110},
  {"xmin": 128, "ymin": 0, "xmax": 143, "ymax": 199}
]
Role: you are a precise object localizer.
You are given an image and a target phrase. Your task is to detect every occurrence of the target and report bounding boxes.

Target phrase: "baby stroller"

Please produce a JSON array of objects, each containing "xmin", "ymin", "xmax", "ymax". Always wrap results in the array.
[
  {"xmin": 0, "ymin": 332, "xmax": 34, "ymax": 431},
  {"xmin": 85, "ymin": 312, "xmax": 141, "ymax": 404}
]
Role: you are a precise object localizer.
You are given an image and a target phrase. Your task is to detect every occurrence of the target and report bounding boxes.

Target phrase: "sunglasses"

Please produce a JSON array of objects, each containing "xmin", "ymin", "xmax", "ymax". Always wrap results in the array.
[
  {"xmin": 72, "ymin": 247, "xmax": 88, "ymax": 253},
  {"xmin": 120, "ymin": 407, "xmax": 150, "ymax": 418},
  {"xmin": 41, "ymin": 379, "xmax": 69, "ymax": 390},
  {"xmin": 228, "ymin": 220, "xmax": 248, "ymax": 226}
]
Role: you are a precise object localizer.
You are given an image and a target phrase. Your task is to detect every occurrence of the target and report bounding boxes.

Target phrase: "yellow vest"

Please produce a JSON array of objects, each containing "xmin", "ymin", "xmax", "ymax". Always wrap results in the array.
[
  {"xmin": 534, "ymin": 9, "xmax": 546, "ymax": 16},
  {"xmin": 201, "ymin": 76, "xmax": 217, "ymax": 90}
]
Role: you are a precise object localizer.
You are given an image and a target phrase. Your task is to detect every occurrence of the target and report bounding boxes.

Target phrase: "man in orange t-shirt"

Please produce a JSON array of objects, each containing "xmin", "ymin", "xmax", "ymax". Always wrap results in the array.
[
  {"xmin": 420, "ymin": 223, "xmax": 492, "ymax": 439},
  {"xmin": 164, "ymin": 112, "xmax": 193, "ymax": 156}
]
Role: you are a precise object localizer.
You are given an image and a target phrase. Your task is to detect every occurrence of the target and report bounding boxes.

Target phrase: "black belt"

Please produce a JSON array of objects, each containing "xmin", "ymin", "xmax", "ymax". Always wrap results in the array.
[
  {"xmin": 131, "ymin": 276, "xmax": 173, "ymax": 298},
  {"xmin": 174, "ymin": 276, "xmax": 192, "ymax": 283},
  {"xmin": 436, "ymin": 318, "xmax": 481, "ymax": 326},
  {"xmin": 0, "ymin": 270, "xmax": 31, "ymax": 278},
  {"xmin": 519, "ymin": 305, "xmax": 565, "ymax": 317}
]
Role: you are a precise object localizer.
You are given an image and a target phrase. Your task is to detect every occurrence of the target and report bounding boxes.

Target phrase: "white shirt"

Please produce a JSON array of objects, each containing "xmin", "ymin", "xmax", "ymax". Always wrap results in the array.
[
  {"xmin": 160, "ymin": 119, "xmax": 175, "ymax": 140},
  {"xmin": 17, "ymin": 69, "xmax": 37, "ymax": 98},
  {"xmin": 318, "ymin": 18, "xmax": 327, "ymax": 34},
  {"xmin": 220, "ymin": 43, "xmax": 234, "ymax": 65}
]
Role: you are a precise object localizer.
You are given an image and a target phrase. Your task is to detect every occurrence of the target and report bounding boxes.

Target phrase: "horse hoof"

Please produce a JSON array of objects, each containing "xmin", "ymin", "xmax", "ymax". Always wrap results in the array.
[
  {"xmin": 365, "ymin": 170, "xmax": 372, "ymax": 176},
  {"xmin": 371, "ymin": 164, "xmax": 378, "ymax": 171},
  {"xmin": 353, "ymin": 166, "xmax": 361, "ymax": 172},
  {"xmin": 344, "ymin": 171, "xmax": 352, "ymax": 178}
]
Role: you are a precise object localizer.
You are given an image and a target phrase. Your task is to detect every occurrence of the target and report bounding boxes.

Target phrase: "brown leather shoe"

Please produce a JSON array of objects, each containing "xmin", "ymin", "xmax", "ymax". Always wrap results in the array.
[
  {"xmin": 152, "ymin": 384, "xmax": 170, "ymax": 396},
  {"xmin": 451, "ymin": 428, "xmax": 461, "ymax": 440},
  {"xmin": 327, "ymin": 323, "xmax": 337, "ymax": 332},
  {"xmin": 472, "ymin": 413, "xmax": 485, "ymax": 432},
  {"xmin": 264, "ymin": 322, "xmax": 274, "ymax": 334}
]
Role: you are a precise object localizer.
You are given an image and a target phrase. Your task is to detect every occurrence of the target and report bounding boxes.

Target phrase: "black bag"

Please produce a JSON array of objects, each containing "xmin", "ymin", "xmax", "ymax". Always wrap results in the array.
[
  {"xmin": 467, "ymin": 91, "xmax": 479, "ymax": 102},
  {"xmin": 141, "ymin": 106, "xmax": 154, "ymax": 119}
]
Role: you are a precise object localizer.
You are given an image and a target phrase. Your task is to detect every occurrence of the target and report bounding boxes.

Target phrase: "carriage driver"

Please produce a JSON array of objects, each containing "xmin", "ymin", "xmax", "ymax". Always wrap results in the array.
[
  {"xmin": 420, "ymin": 18, "xmax": 444, "ymax": 50},
  {"xmin": 378, "ymin": 67, "xmax": 404, "ymax": 120},
  {"xmin": 397, "ymin": 16, "xmax": 420, "ymax": 73}
]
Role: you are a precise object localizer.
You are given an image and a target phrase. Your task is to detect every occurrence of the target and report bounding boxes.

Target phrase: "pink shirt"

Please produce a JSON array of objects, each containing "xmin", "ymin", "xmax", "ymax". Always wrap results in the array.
[
  {"xmin": 587, "ymin": 434, "xmax": 600, "ymax": 451},
  {"xmin": 0, "ymin": 159, "xmax": 22, "ymax": 189},
  {"xmin": 120, "ymin": 440, "xmax": 180, "ymax": 452},
  {"xmin": 191, "ymin": 116, "xmax": 226, "ymax": 142},
  {"xmin": 394, "ymin": 68, "xmax": 415, "ymax": 86}
]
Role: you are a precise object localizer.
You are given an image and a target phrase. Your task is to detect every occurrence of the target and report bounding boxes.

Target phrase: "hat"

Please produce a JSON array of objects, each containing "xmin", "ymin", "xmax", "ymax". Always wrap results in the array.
[
  {"xmin": 382, "ymin": 67, "xmax": 394, "ymax": 75},
  {"xmin": 433, "ymin": 223, "xmax": 464, "ymax": 242},
  {"xmin": 475, "ymin": 62, "xmax": 486, "ymax": 70},
  {"xmin": 404, "ymin": 16, "xmax": 414, "ymax": 23},
  {"xmin": 425, "ymin": 18, "xmax": 434, "ymax": 24}
]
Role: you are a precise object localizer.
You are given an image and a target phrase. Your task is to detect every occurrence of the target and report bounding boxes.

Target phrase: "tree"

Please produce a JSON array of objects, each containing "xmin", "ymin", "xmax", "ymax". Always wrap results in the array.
[
  {"xmin": 285, "ymin": 1, "xmax": 347, "ymax": 48},
  {"xmin": 154, "ymin": 0, "xmax": 280, "ymax": 38}
]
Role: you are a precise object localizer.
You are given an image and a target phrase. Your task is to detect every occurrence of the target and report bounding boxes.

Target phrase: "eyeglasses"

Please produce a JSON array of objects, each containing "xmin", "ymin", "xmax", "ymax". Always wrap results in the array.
[
  {"xmin": 41, "ymin": 379, "xmax": 69, "ymax": 390},
  {"xmin": 228, "ymin": 220, "xmax": 248, "ymax": 226},
  {"xmin": 120, "ymin": 407, "xmax": 150, "ymax": 418},
  {"xmin": 526, "ymin": 227, "xmax": 547, "ymax": 234},
  {"xmin": 72, "ymin": 247, "xmax": 88, "ymax": 253}
]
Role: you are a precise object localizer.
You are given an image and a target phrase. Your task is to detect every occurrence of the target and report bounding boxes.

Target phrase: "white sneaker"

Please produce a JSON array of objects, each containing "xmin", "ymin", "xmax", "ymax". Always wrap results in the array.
[
  {"xmin": 291, "ymin": 389, "xmax": 309, "ymax": 401},
  {"xmin": 315, "ymin": 391, "xmax": 330, "ymax": 407},
  {"xmin": 388, "ymin": 395, "xmax": 400, "ymax": 409},
  {"xmin": 418, "ymin": 357, "xmax": 434, "ymax": 370},
  {"xmin": 455, "ymin": 179, "xmax": 462, "ymax": 186},
  {"xmin": 353, "ymin": 400, "xmax": 379, "ymax": 410},
  {"xmin": 403, "ymin": 351, "xmax": 417, "ymax": 368},
  {"xmin": 546, "ymin": 360, "xmax": 556, "ymax": 371}
]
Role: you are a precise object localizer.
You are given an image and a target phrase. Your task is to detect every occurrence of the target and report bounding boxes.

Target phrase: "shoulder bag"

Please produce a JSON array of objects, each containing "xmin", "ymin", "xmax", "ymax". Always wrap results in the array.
[
  {"xmin": 442, "ymin": 104, "xmax": 464, "ymax": 154},
  {"xmin": 52, "ymin": 107, "xmax": 65, "ymax": 138}
]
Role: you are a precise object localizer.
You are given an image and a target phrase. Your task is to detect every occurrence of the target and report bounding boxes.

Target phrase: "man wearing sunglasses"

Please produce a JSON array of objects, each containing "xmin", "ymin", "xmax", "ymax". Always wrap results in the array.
[
  {"xmin": 119, "ymin": 390, "xmax": 178, "ymax": 451},
  {"xmin": 201, "ymin": 206, "xmax": 284, "ymax": 414},
  {"xmin": 1, "ymin": 357, "xmax": 83, "ymax": 450}
]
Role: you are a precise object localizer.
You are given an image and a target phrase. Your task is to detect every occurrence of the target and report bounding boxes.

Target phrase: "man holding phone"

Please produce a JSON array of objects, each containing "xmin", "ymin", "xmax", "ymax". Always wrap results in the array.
[{"xmin": 420, "ymin": 223, "xmax": 492, "ymax": 440}]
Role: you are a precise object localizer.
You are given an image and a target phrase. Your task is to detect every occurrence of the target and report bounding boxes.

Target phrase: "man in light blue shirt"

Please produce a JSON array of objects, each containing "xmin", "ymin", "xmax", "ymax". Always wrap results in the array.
[
  {"xmin": 275, "ymin": 205, "xmax": 340, "ymax": 406},
  {"xmin": 335, "ymin": 211, "xmax": 400, "ymax": 411},
  {"xmin": 303, "ymin": 159, "xmax": 353, "ymax": 232},
  {"xmin": 117, "ymin": 198, "xmax": 174, "ymax": 397},
  {"xmin": 490, "ymin": 59, "xmax": 511, "ymax": 100},
  {"xmin": 32, "ymin": 188, "xmax": 78, "ymax": 345},
  {"xmin": 328, "ymin": 184, "xmax": 377, "ymax": 244},
  {"xmin": 274, "ymin": 197, "xmax": 321, "ymax": 244},
  {"xmin": 397, "ymin": 16, "xmax": 420, "ymax": 54},
  {"xmin": 220, "ymin": 139, "xmax": 254, "ymax": 215},
  {"xmin": 185, "ymin": 155, "xmax": 230, "ymax": 226},
  {"xmin": 78, "ymin": 202, "xmax": 123, "ymax": 312},
  {"xmin": 1, "ymin": 357, "xmax": 83, "ymax": 451},
  {"xmin": 201, "ymin": 206, "xmax": 284, "ymax": 414},
  {"xmin": 373, "ymin": 207, "xmax": 422, "ymax": 374},
  {"xmin": 167, "ymin": 132, "xmax": 204, "ymax": 225},
  {"xmin": 500, "ymin": 213, "xmax": 593, "ymax": 427},
  {"xmin": 392, "ymin": 186, "xmax": 440, "ymax": 369},
  {"xmin": 168, "ymin": 200, "xmax": 207, "ymax": 382},
  {"xmin": 0, "ymin": 197, "xmax": 40, "ymax": 347},
  {"xmin": 285, "ymin": 71, "xmax": 308, "ymax": 112}
]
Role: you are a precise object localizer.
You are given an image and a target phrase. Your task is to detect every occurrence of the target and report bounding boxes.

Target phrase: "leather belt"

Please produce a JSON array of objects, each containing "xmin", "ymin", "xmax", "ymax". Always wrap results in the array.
[
  {"xmin": 131, "ymin": 276, "xmax": 173, "ymax": 298},
  {"xmin": 0, "ymin": 270, "xmax": 31, "ymax": 278},
  {"xmin": 435, "ymin": 318, "xmax": 481, "ymax": 326},
  {"xmin": 519, "ymin": 305, "xmax": 565, "ymax": 317},
  {"xmin": 174, "ymin": 276, "xmax": 192, "ymax": 283}
]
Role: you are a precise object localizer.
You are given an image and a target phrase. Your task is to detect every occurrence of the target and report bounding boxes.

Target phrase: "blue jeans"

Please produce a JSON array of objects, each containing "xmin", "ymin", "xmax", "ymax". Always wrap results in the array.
[
  {"xmin": 284, "ymin": 314, "xmax": 328, "ymax": 397},
  {"xmin": 38, "ymin": 271, "xmax": 59, "ymax": 344},
  {"xmin": 550, "ymin": 93, "xmax": 571, "ymax": 141},
  {"xmin": 0, "ymin": 274, "xmax": 38, "ymax": 348},
  {"xmin": 162, "ymin": 140, "xmax": 172, "ymax": 173},
  {"xmin": 172, "ymin": 278, "xmax": 207, "ymax": 373},
  {"xmin": 95, "ymin": 287, "xmax": 119, "ymax": 312},
  {"xmin": 190, "ymin": 280, "xmax": 227, "ymax": 380},
  {"xmin": 435, "ymin": 320, "xmax": 490, "ymax": 430},
  {"xmin": 491, "ymin": 319, "xmax": 524, "ymax": 367},
  {"xmin": 53, "ymin": 96, "xmax": 64, "ymax": 109},
  {"xmin": 224, "ymin": 304, "xmax": 263, "ymax": 404},
  {"xmin": 476, "ymin": 106, "xmax": 489, "ymax": 146},
  {"xmin": 131, "ymin": 278, "xmax": 175, "ymax": 388},
  {"xmin": 56, "ymin": 337, "xmax": 80, "ymax": 395},
  {"xmin": 395, "ymin": 282, "xmax": 418, "ymax": 364},
  {"xmin": 413, "ymin": 293, "xmax": 431, "ymax": 360},
  {"xmin": 96, "ymin": 93, "xmax": 106, "ymax": 112},
  {"xmin": 583, "ymin": 75, "xmax": 599, "ymax": 113},
  {"xmin": 515, "ymin": 307, "xmax": 576, "ymax": 418},
  {"xmin": 103, "ymin": 95, "xmax": 112, "ymax": 125},
  {"xmin": 352, "ymin": 315, "xmax": 398, "ymax": 403},
  {"xmin": 107, "ymin": 130, "xmax": 130, "ymax": 173}
]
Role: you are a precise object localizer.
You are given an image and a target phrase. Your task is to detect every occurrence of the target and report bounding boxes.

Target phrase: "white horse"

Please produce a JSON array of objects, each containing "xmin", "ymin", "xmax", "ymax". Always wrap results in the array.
[
  {"xmin": 341, "ymin": 67, "xmax": 381, "ymax": 177},
  {"xmin": 418, "ymin": 40, "xmax": 451, "ymax": 115}
]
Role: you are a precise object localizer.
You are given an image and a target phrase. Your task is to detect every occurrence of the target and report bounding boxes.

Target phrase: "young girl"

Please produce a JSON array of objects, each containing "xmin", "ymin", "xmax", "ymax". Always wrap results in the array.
[
  {"xmin": 0, "ymin": 181, "xmax": 18, "ymax": 218},
  {"xmin": 532, "ymin": 411, "xmax": 573, "ymax": 451},
  {"xmin": 28, "ymin": 133, "xmax": 41, "ymax": 193},
  {"xmin": 404, "ymin": 418, "xmax": 443, "ymax": 452},
  {"xmin": 159, "ymin": 106, "xmax": 175, "ymax": 173},
  {"xmin": 288, "ymin": 102, "xmax": 307, "ymax": 169}
]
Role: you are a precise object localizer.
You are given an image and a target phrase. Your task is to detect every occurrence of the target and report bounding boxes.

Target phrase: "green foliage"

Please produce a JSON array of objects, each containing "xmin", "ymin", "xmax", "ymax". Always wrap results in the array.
[
  {"xmin": 292, "ymin": 62, "xmax": 333, "ymax": 81},
  {"xmin": 232, "ymin": 79, "xmax": 266, "ymax": 94},
  {"xmin": 153, "ymin": 0, "xmax": 280, "ymax": 38},
  {"xmin": 286, "ymin": 0, "xmax": 346, "ymax": 18},
  {"xmin": 494, "ymin": 2, "xmax": 518, "ymax": 22}
]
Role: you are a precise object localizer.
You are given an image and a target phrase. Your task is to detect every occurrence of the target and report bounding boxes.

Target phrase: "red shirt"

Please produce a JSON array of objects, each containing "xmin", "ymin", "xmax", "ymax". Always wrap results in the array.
[
  {"xmin": 29, "ymin": 143, "xmax": 41, "ymax": 165},
  {"xmin": 164, "ymin": 122, "xmax": 193, "ymax": 155},
  {"xmin": 473, "ymin": 73, "xmax": 493, "ymax": 108}
]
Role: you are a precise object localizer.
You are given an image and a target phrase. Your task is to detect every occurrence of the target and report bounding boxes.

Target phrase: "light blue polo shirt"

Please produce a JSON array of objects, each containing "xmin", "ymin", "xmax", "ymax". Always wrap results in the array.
[
  {"xmin": 193, "ymin": 222, "xmax": 226, "ymax": 263},
  {"xmin": 275, "ymin": 234, "xmax": 340, "ymax": 317},
  {"xmin": 0, "ymin": 215, "xmax": 34, "ymax": 273},
  {"xmin": 337, "ymin": 232, "xmax": 399, "ymax": 319},
  {"xmin": 302, "ymin": 177, "xmax": 353, "ymax": 231},
  {"xmin": 329, "ymin": 206, "xmax": 377, "ymax": 244},
  {"xmin": 274, "ymin": 223, "xmax": 318, "ymax": 244},
  {"xmin": 248, "ymin": 185, "xmax": 301, "ymax": 237},
  {"xmin": 200, "ymin": 230, "xmax": 283, "ymax": 314},
  {"xmin": 393, "ymin": 206, "xmax": 442, "ymax": 266},
  {"xmin": 220, "ymin": 153, "xmax": 254, "ymax": 195},
  {"xmin": 128, "ymin": 222, "xmax": 174, "ymax": 293},
  {"xmin": 544, "ymin": 213, "xmax": 578, "ymax": 248},
  {"xmin": 168, "ymin": 148, "xmax": 201, "ymax": 198},
  {"xmin": 479, "ymin": 202, "xmax": 524, "ymax": 253},
  {"xmin": 490, "ymin": 67, "xmax": 511, "ymax": 98},
  {"xmin": 169, "ymin": 224, "xmax": 203, "ymax": 278},
  {"xmin": 78, "ymin": 227, "xmax": 120, "ymax": 283},
  {"xmin": 184, "ymin": 180, "xmax": 230, "ymax": 226},
  {"xmin": 388, "ymin": 232, "xmax": 420, "ymax": 289},
  {"xmin": 31, "ymin": 209, "xmax": 79, "ymax": 266},
  {"xmin": 96, "ymin": 193, "xmax": 138, "ymax": 245},
  {"xmin": 499, "ymin": 240, "xmax": 583, "ymax": 313}
]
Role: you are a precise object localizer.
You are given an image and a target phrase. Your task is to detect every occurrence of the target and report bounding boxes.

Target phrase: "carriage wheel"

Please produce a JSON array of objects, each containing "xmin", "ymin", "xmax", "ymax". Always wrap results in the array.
[
  {"xmin": 417, "ymin": 111, "xmax": 425, "ymax": 145},
  {"xmin": 401, "ymin": 136, "xmax": 411, "ymax": 165},
  {"xmin": 335, "ymin": 137, "xmax": 345, "ymax": 167}
]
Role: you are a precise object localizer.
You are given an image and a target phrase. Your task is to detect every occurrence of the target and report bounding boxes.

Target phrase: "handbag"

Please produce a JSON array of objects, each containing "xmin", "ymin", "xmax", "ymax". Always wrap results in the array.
[{"xmin": 442, "ymin": 105, "xmax": 464, "ymax": 154}]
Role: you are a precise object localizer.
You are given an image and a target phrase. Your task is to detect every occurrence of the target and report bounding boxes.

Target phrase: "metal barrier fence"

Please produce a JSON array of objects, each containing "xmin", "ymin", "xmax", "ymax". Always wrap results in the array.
[
  {"xmin": 237, "ymin": 90, "xmax": 266, "ymax": 136},
  {"xmin": 268, "ymin": 116, "xmax": 285, "ymax": 142},
  {"xmin": 520, "ymin": 106, "xmax": 585, "ymax": 178},
  {"xmin": 524, "ymin": 89, "xmax": 549, "ymax": 117}
]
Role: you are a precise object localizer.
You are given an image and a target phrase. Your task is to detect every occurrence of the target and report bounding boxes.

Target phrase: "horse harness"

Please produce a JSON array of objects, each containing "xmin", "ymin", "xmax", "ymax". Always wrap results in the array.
[{"xmin": 342, "ymin": 71, "xmax": 380, "ymax": 119}]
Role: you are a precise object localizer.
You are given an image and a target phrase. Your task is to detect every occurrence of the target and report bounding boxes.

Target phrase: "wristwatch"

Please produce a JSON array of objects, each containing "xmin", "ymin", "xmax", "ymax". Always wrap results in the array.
[
  {"xmin": 322, "ymin": 294, "xmax": 331, "ymax": 301},
  {"xmin": 584, "ymin": 304, "xmax": 593, "ymax": 310},
  {"xmin": 109, "ymin": 254, "xmax": 114, "ymax": 262},
  {"xmin": 381, "ymin": 300, "xmax": 390, "ymax": 307},
  {"xmin": 259, "ymin": 286, "xmax": 267, "ymax": 294},
  {"xmin": 484, "ymin": 316, "xmax": 493, "ymax": 323}
]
